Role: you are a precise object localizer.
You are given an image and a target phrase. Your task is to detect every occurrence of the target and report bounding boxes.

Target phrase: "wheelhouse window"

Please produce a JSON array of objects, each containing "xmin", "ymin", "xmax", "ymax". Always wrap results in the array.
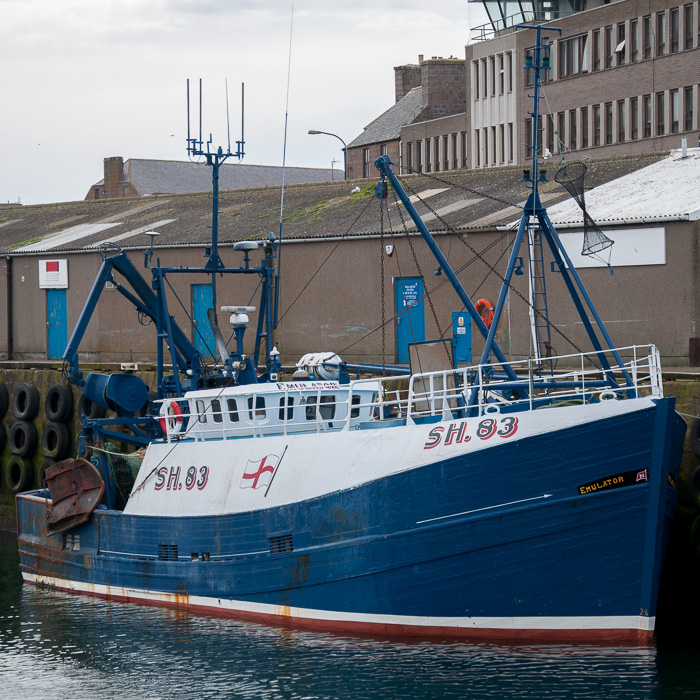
[
  {"xmin": 227, "ymin": 398, "xmax": 239, "ymax": 422},
  {"xmin": 305, "ymin": 395, "xmax": 336, "ymax": 421},
  {"xmin": 247, "ymin": 396, "xmax": 266, "ymax": 420},
  {"xmin": 351, "ymin": 394, "xmax": 361, "ymax": 419},
  {"xmin": 196, "ymin": 399, "xmax": 207, "ymax": 423},
  {"xmin": 278, "ymin": 396, "xmax": 294, "ymax": 421},
  {"xmin": 211, "ymin": 399, "xmax": 223, "ymax": 424}
]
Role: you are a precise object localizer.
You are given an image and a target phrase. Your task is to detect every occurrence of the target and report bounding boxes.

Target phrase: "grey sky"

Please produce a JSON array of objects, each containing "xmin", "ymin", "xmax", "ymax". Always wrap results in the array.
[{"xmin": 0, "ymin": 1, "xmax": 481, "ymax": 204}]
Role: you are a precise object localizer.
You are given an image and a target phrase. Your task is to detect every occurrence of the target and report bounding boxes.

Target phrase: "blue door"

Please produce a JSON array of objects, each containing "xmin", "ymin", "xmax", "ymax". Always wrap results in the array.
[
  {"xmin": 46, "ymin": 289, "xmax": 67, "ymax": 360},
  {"xmin": 451, "ymin": 311, "xmax": 472, "ymax": 364},
  {"xmin": 395, "ymin": 277, "xmax": 425, "ymax": 364},
  {"xmin": 192, "ymin": 284, "xmax": 215, "ymax": 361}
]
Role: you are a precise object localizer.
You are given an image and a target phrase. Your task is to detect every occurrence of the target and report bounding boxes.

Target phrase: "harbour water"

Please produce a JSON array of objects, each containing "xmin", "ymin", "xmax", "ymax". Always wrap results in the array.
[{"xmin": 1, "ymin": 532, "xmax": 699, "ymax": 700}]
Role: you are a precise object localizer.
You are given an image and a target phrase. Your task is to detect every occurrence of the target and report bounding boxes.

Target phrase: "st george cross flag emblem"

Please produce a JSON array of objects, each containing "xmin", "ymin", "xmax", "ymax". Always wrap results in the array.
[{"xmin": 240, "ymin": 454, "xmax": 280, "ymax": 490}]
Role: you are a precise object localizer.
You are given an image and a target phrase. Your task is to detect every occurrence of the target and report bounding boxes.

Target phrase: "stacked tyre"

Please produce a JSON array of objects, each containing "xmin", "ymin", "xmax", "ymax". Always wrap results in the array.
[
  {"xmin": 38, "ymin": 384, "xmax": 74, "ymax": 487},
  {"xmin": 5, "ymin": 383, "xmax": 40, "ymax": 494}
]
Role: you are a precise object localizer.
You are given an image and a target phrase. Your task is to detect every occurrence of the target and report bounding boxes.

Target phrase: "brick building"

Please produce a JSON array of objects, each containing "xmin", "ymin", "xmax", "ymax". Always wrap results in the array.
[{"xmin": 346, "ymin": 57, "xmax": 467, "ymax": 179}]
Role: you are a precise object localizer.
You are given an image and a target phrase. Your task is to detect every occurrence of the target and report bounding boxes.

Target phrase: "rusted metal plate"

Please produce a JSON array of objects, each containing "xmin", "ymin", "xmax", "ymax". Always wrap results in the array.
[{"xmin": 44, "ymin": 458, "xmax": 105, "ymax": 534}]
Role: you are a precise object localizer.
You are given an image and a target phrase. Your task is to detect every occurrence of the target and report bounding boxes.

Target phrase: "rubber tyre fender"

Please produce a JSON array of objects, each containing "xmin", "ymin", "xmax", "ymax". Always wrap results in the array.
[
  {"xmin": 0, "ymin": 383, "xmax": 9, "ymax": 419},
  {"xmin": 45, "ymin": 384, "xmax": 73, "ymax": 422},
  {"xmin": 12, "ymin": 383, "xmax": 40, "ymax": 421},
  {"xmin": 690, "ymin": 418, "xmax": 700, "ymax": 460},
  {"xmin": 77, "ymin": 393, "xmax": 107, "ymax": 420},
  {"xmin": 37, "ymin": 457, "xmax": 55, "ymax": 488},
  {"xmin": 4, "ymin": 455, "xmax": 33, "ymax": 494},
  {"xmin": 0, "ymin": 422, "xmax": 6, "ymax": 453},
  {"xmin": 41, "ymin": 422, "xmax": 71, "ymax": 460},
  {"xmin": 9, "ymin": 420, "xmax": 38, "ymax": 457},
  {"xmin": 690, "ymin": 464, "xmax": 700, "ymax": 511}
]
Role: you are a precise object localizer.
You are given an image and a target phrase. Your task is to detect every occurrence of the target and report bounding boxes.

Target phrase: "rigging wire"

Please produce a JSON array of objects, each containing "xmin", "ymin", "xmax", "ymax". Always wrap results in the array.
[{"xmin": 274, "ymin": 3, "xmax": 295, "ymax": 337}]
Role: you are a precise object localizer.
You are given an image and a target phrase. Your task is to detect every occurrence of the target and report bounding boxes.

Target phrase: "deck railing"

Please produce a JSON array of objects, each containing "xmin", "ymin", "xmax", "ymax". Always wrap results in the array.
[{"xmin": 160, "ymin": 345, "xmax": 662, "ymax": 441}]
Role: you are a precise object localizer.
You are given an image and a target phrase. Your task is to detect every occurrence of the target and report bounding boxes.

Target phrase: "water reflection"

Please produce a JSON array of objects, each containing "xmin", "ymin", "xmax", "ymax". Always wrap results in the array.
[{"xmin": 1, "ymin": 533, "xmax": 697, "ymax": 699}]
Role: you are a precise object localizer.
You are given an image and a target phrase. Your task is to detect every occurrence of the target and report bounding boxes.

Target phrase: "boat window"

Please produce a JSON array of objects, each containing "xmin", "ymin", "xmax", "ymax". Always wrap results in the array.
[
  {"xmin": 211, "ymin": 399, "xmax": 223, "ymax": 423},
  {"xmin": 351, "ymin": 394, "xmax": 361, "ymax": 418},
  {"xmin": 306, "ymin": 395, "xmax": 335, "ymax": 420},
  {"xmin": 196, "ymin": 399, "xmax": 207, "ymax": 424},
  {"xmin": 247, "ymin": 396, "xmax": 266, "ymax": 420},
  {"xmin": 227, "ymin": 398, "xmax": 239, "ymax": 422},
  {"xmin": 278, "ymin": 396, "xmax": 294, "ymax": 421}
]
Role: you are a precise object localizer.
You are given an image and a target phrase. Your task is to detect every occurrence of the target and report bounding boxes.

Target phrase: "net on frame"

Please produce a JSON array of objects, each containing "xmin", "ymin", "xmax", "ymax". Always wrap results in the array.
[{"xmin": 554, "ymin": 160, "xmax": 613, "ymax": 256}]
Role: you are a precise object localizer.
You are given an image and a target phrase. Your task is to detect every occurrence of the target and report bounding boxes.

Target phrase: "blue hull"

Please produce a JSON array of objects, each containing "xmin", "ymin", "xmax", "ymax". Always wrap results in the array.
[{"xmin": 17, "ymin": 398, "xmax": 684, "ymax": 640}]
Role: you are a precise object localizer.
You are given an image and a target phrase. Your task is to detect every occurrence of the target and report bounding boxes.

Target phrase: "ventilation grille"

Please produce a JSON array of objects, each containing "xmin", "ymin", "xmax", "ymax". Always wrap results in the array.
[
  {"xmin": 158, "ymin": 544, "xmax": 179, "ymax": 561},
  {"xmin": 269, "ymin": 534, "xmax": 294, "ymax": 554}
]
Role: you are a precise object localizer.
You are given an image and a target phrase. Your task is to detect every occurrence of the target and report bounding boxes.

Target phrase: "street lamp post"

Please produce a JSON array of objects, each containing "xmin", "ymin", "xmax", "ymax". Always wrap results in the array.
[{"xmin": 308, "ymin": 130, "xmax": 347, "ymax": 180}]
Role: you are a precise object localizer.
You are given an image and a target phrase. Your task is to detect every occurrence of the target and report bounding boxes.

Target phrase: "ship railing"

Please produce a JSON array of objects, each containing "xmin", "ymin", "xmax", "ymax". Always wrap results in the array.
[
  {"xmin": 159, "ymin": 345, "xmax": 662, "ymax": 440},
  {"xmin": 375, "ymin": 344, "xmax": 662, "ymax": 424}
]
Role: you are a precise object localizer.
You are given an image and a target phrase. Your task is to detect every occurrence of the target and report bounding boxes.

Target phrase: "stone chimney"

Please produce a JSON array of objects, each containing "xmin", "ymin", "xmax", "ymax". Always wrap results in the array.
[
  {"xmin": 394, "ymin": 61, "xmax": 422, "ymax": 103},
  {"xmin": 103, "ymin": 157, "xmax": 124, "ymax": 199}
]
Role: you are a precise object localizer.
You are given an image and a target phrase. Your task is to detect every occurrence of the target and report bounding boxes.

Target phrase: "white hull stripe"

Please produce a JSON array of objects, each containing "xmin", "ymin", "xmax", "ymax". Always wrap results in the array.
[{"xmin": 22, "ymin": 572, "xmax": 655, "ymax": 633}]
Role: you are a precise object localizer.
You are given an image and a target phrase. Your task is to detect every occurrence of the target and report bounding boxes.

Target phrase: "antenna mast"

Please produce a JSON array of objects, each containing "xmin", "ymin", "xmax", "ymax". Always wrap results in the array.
[{"xmin": 186, "ymin": 78, "xmax": 245, "ymax": 321}]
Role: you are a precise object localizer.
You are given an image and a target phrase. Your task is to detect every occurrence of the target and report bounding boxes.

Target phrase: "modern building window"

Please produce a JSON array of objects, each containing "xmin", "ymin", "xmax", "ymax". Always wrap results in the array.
[
  {"xmin": 380, "ymin": 144, "xmax": 388, "ymax": 157},
  {"xmin": 630, "ymin": 97, "xmax": 639, "ymax": 139},
  {"xmin": 473, "ymin": 61, "xmax": 480, "ymax": 100},
  {"xmin": 406, "ymin": 142, "xmax": 413, "ymax": 171},
  {"xmin": 362, "ymin": 148, "xmax": 370, "ymax": 178},
  {"xmin": 594, "ymin": 104, "xmax": 601, "ymax": 146},
  {"xmin": 547, "ymin": 113, "xmax": 554, "ymax": 154},
  {"xmin": 617, "ymin": 100, "xmax": 626, "ymax": 142},
  {"xmin": 616, "ymin": 23, "xmax": 626, "ymax": 65},
  {"xmin": 525, "ymin": 48, "xmax": 534, "ymax": 86},
  {"xmin": 685, "ymin": 86, "xmax": 694, "ymax": 131},
  {"xmin": 581, "ymin": 107, "xmax": 589, "ymax": 148},
  {"xmin": 490, "ymin": 56, "xmax": 496, "ymax": 96},
  {"xmin": 592, "ymin": 30, "xmax": 601, "ymax": 70},
  {"xmin": 525, "ymin": 118, "xmax": 532, "ymax": 159},
  {"xmin": 559, "ymin": 34, "xmax": 588, "ymax": 77},
  {"xmin": 643, "ymin": 95, "xmax": 652, "ymax": 137},
  {"xmin": 630, "ymin": 19, "xmax": 639, "ymax": 61},
  {"xmin": 452, "ymin": 133, "xmax": 458, "ymax": 169},
  {"xmin": 507, "ymin": 52, "xmax": 513, "ymax": 92},
  {"xmin": 605, "ymin": 102, "xmax": 613, "ymax": 144},
  {"xmin": 671, "ymin": 8, "xmax": 680, "ymax": 52},
  {"xmin": 475, "ymin": 131, "xmax": 480, "ymax": 167},
  {"xmin": 481, "ymin": 59, "xmax": 488, "ymax": 97},
  {"xmin": 508, "ymin": 123, "xmax": 513, "ymax": 162},
  {"xmin": 657, "ymin": 12, "xmax": 666, "ymax": 55},
  {"xmin": 656, "ymin": 91, "xmax": 665, "ymax": 135},
  {"xmin": 443, "ymin": 135, "xmax": 449, "ymax": 170},
  {"xmin": 499, "ymin": 124, "xmax": 505, "ymax": 163},
  {"xmin": 498, "ymin": 54, "xmax": 505, "ymax": 94},
  {"xmin": 491, "ymin": 126, "xmax": 497, "ymax": 164},
  {"xmin": 483, "ymin": 128, "xmax": 489, "ymax": 166},
  {"xmin": 558, "ymin": 112, "xmax": 566, "ymax": 152},
  {"xmin": 425, "ymin": 138, "xmax": 432, "ymax": 172},
  {"xmin": 685, "ymin": 4, "xmax": 694, "ymax": 49},
  {"xmin": 643, "ymin": 16, "xmax": 652, "ymax": 59},
  {"xmin": 569, "ymin": 110, "xmax": 577, "ymax": 149},
  {"xmin": 417, "ymin": 140, "xmax": 423, "ymax": 172},
  {"xmin": 462, "ymin": 131, "xmax": 468, "ymax": 168},
  {"xmin": 604, "ymin": 26, "xmax": 613, "ymax": 67},
  {"xmin": 671, "ymin": 89, "xmax": 680, "ymax": 132}
]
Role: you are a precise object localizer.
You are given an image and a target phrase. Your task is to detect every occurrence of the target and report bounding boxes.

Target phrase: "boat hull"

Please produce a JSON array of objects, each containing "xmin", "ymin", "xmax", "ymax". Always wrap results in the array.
[{"xmin": 17, "ymin": 397, "xmax": 684, "ymax": 642}]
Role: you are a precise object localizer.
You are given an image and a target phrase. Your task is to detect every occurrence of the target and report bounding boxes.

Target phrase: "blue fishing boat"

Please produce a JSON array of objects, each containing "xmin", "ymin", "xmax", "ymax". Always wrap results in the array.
[{"xmin": 16, "ymin": 30, "xmax": 685, "ymax": 641}]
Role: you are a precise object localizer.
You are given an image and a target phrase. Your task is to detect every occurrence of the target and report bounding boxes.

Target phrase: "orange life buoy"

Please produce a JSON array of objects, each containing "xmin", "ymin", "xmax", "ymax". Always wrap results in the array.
[
  {"xmin": 475, "ymin": 298, "xmax": 494, "ymax": 328},
  {"xmin": 159, "ymin": 400, "xmax": 184, "ymax": 434}
]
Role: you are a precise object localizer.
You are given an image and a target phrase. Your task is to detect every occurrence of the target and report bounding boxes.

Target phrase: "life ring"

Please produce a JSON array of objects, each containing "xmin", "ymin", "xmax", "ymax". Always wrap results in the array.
[
  {"xmin": 159, "ymin": 400, "xmax": 184, "ymax": 434},
  {"xmin": 475, "ymin": 298, "xmax": 494, "ymax": 328}
]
